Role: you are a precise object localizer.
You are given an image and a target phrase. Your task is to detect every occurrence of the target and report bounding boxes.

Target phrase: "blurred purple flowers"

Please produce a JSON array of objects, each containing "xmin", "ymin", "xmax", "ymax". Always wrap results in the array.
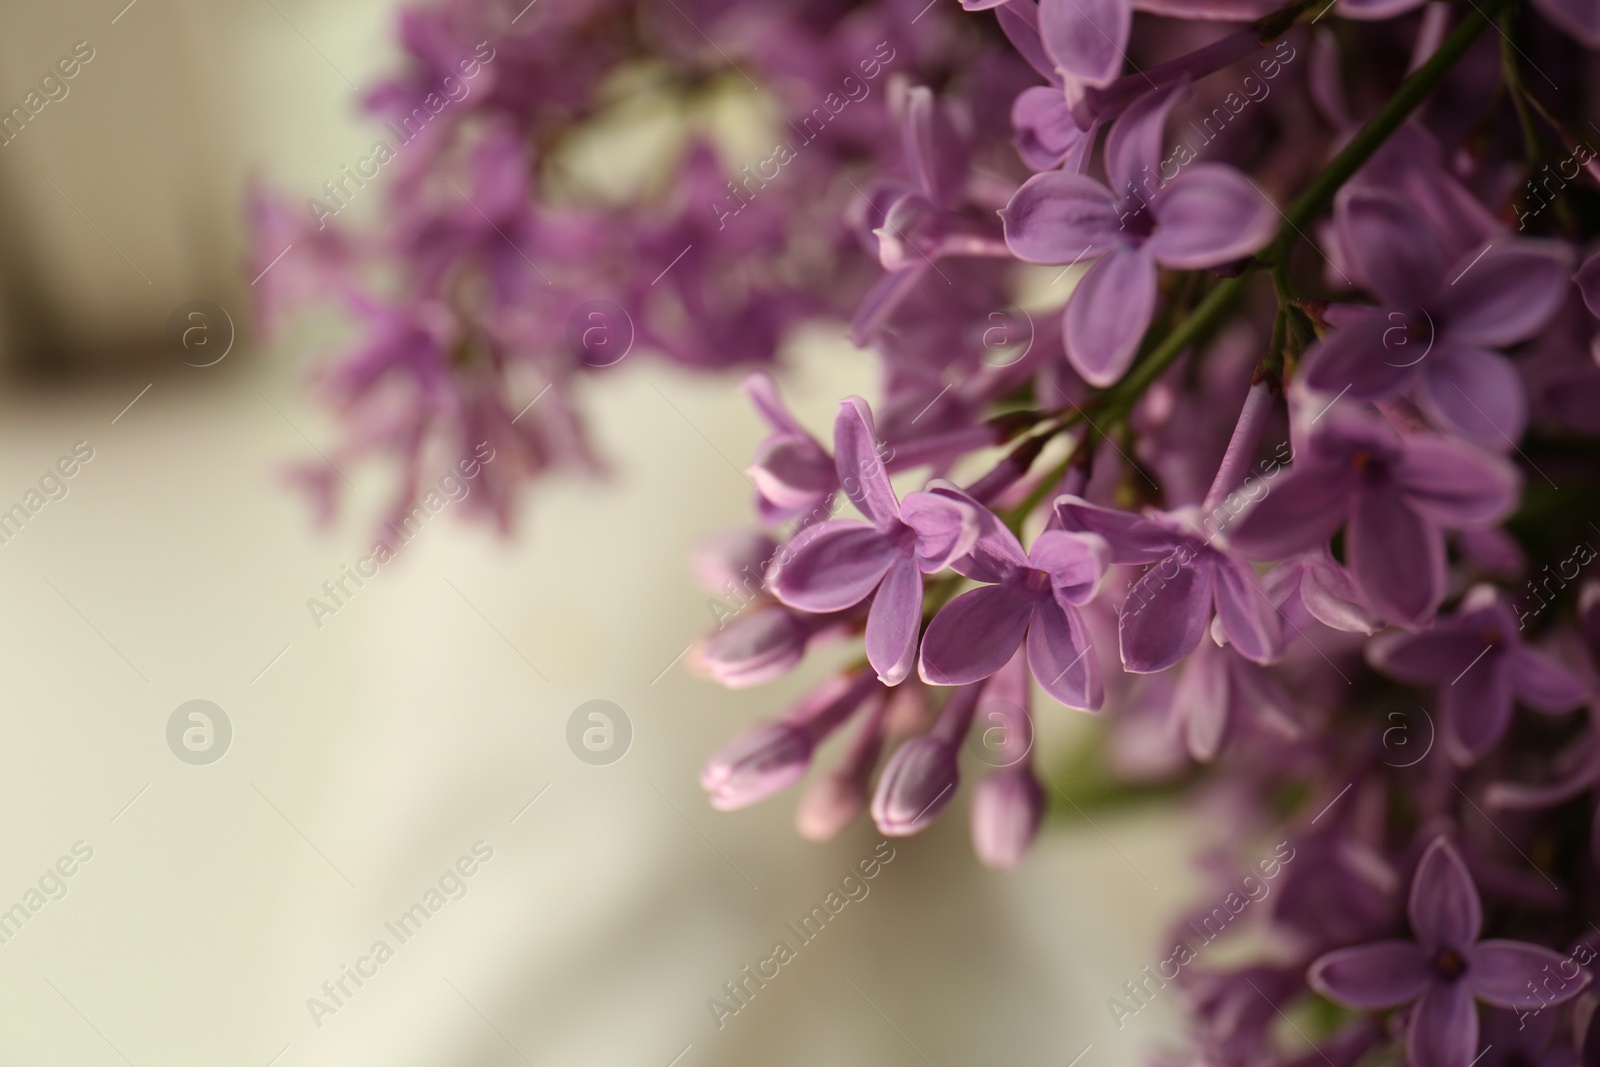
[{"xmin": 1309, "ymin": 838, "xmax": 1588, "ymax": 1066}]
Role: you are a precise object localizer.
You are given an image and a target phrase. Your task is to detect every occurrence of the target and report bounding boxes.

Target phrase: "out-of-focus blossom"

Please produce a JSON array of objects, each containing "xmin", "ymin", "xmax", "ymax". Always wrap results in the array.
[
  {"xmin": 1368, "ymin": 585, "xmax": 1586, "ymax": 764},
  {"xmin": 1302, "ymin": 190, "xmax": 1571, "ymax": 446},
  {"xmin": 1231, "ymin": 405, "xmax": 1518, "ymax": 625},
  {"xmin": 701, "ymin": 670, "xmax": 883, "ymax": 809},
  {"xmin": 1309, "ymin": 838, "xmax": 1589, "ymax": 1067}
]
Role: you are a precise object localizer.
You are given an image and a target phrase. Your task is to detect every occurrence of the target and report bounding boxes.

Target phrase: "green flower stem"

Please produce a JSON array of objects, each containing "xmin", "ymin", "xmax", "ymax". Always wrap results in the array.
[{"xmin": 1266, "ymin": 0, "xmax": 1511, "ymax": 258}]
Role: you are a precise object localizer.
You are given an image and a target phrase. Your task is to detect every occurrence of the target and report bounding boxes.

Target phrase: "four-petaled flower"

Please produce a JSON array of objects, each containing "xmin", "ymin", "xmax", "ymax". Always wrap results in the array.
[
  {"xmin": 1309, "ymin": 837, "xmax": 1589, "ymax": 1067},
  {"xmin": 773, "ymin": 398, "xmax": 978, "ymax": 685},
  {"xmin": 1002, "ymin": 80, "xmax": 1277, "ymax": 387},
  {"xmin": 1367, "ymin": 585, "xmax": 1587, "ymax": 765},
  {"xmin": 918, "ymin": 493, "xmax": 1109, "ymax": 709},
  {"xmin": 1230, "ymin": 404, "xmax": 1519, "ymax": 626},
  {"xmin": 1054, "ymin": 495, "xmax": 1283, "ymax": 674},
  {"xmin": 1302, "ymin": 190, "xmax": 1571, "ymax": 447}
]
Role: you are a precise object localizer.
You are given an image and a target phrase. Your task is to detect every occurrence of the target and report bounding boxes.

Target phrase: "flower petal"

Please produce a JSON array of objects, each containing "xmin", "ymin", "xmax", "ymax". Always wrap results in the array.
[
  {"xmin": 1299, "ymin": 308, "xmax": 1416, "ymax": 401},
  {"xmin": 902, "ymin": 490, "xmax": 982, "ymax": 572},
  {"xmin": 970, "ymin": 769, "xmax": 1045, "ymax": 869},
  {"xmin": 1307, "ymin": 941, "xmax": 1431, "ymax": 1009},
  {"xmin": 1440, "ymin": 652, "xmax": 1515, "ymax": 764},
  {"xmin": 1120, "ymin": 548, "xmax": 1215, "ymax": 673},
  {"xmin": 1030, "ymin": 529, "xmax": 1110, "ymax": 605},
  {"xmin": 1297, "ymin": 552, "xmax": 1383, "ymax": 634},
  {"xmin": 1065, "ymin": 245, "xmax": 1158, "ymax": 387},
  {"xmin": 866, "ymin": 556, "xmax": 923, "ymax": 687},
  {"xmin": 871, "ymin": 736, "xmax": 961, "ymax": 835},
  {"xmin": 849, "ymin": 262, "xmax": 930, "ymax": 345},
  {"xmin": 1509, "ymin": 644, "xmax": 1588, "ymax": 713},
  {"xmin": 1055, "ymin": 495, "xmax": 1182, "ymax": 564},
  {"xmin": 773, "ymin": 521, "xmax": 899, "ymax": 612},
  {"xmin": 692, "ymin": 605, "xmax": 812, "ymax": 688},
  {"xmin": 901, "ymin": 86, "xmax": 965, "ymax": 207},
  {"xmin": 1409, "ymin": 837, "xmax": 1482, "ymax": 951},
  {"xmin": 1441, "ymin": 240, "xmax": 1573, "ymax": 348},
  {"xmin": 834, "ymin": 397, "xmax": 900, "ymax": 527},
  {"xmin": 1027, "ymin": 595, "xmax": 1102, "ymax": 710},
  {"xmin": 920, "ymin": 581, "xmax": 1034, "ymax": 686},
  {"xmin": 701, "ymin": 722, "xmax": 814, "ymax": 810},
  {"xmin": 1228, "ymin": 652, "xmax": 1301, "ymax": 738},
  {"xmin": 1104, "ymin": 81, "xmax": 1186, "ymax": 194},
  {"xmin": 1533, "ymin": 0, "xmax": 1600, "ymax": 45},
  {"xmin": 1347, "ymin": 485, "xmax": 1444, "ymax": 625},
  {"xmin": 995, "ymin": 0, "xmax": 1063, "ymax": 83},
  {"xmin": 1174, "ymin": 640, "xmax": 1230, "ymax": 762},
  {"xmin": 1000, "ymin": 170, "xmax": 1123, "ymax": 264},
  {"xmin": 744, "ymin": 371, "xmax": 809, "ymax": 437},
  {"xmin": 1417, "ymin": 345, "xmax": 1529, "ymax": 448},
  {"xmin": 1038, "ymin": 0, "xmax": 1131, "ymax": 88},
  {"xmin": 941, "ymin": 492, "xmax": 1031, "ymax": 583},
  {"xmin": 1339, "ymin": 0, "xmax": 1431, "ymax": 18},
  {"xmin": 1338, "ymin": 189, "xmax": 1445, "ymax": 306},
  {"xmin": 748, "ymin": 437, "xmax": 836, "ymax": 517},
  {"xmin": 1012, "ymin": 86, "xmax": 1089, "ymax": 172},
  {"xmin": 1406, "ymin": 980, "xmax": 1477, "ymax": 1067},
  {"xmin": 1394, "ymin": 433, "xmax": 1520, "ymax": 528},
  {"xmin": 1485, "ymin": 733, "xmax": 1600, "ymax": 810},
  {"xmin": 1147, "ymin": 164, "xmax": 1277, "ymax": 269},
  {"xmin": 1366, "ymin": 625, "xmax": 1483, "ymax": 685},
  {"xmin": 1228, "ymin": 465, "xmax": 1355, "ymax": 561},
  {"xmin": 1211, "ymin": 552, "xmax": 1283, "ymax": 665},
  {"xmin": 1469, "ymin": 940, "xmax": 1589, "ymax": 1009},
  {"xmin": 1579, "ymin": 251, "xmax": 1600, "ymax": 318}
]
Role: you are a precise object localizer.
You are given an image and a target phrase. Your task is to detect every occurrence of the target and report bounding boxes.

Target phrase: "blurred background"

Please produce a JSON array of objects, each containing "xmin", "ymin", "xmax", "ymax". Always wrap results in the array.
[{"xmin": 0, "ymin": 2, "xmax": 1206, "ymax": 1064}]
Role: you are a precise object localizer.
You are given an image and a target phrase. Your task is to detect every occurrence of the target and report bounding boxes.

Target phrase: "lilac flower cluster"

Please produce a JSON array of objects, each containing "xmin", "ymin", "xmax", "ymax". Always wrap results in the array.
[
  {"xmin": 259, "ymin": 0, "xmax": 1600, "ymax": 1062},
  {"xmin": 248, "ymin": 0, "xmax": 1031, "ymax": 534}
]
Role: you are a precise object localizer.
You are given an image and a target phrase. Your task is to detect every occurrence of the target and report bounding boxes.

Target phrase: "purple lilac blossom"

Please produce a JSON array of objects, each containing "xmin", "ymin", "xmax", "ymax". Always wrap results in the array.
[
  {"xmin": 255, "ymin": 1, "xmax": 1600, "ymax": 1062},
  {"xmin": 1308, "ymin": 838, "xmax": 1589, "ymax": 1067},
  {"xmin": 1002, "ymin": 80, "xmax": 1277, "ymax": 386}
]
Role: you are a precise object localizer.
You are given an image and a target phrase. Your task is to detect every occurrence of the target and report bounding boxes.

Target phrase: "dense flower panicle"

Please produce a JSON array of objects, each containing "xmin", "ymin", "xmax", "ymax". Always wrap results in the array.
[{"xmin": 265, "ymin": 0, "xmax": 1600, "ymax": 1061}]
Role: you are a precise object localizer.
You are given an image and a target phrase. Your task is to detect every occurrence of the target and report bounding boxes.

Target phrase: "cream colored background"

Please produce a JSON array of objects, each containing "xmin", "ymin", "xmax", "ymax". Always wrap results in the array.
[{"xmin": 0, "ymin": 2, "xmax": 1201, "ymax": 1064}]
